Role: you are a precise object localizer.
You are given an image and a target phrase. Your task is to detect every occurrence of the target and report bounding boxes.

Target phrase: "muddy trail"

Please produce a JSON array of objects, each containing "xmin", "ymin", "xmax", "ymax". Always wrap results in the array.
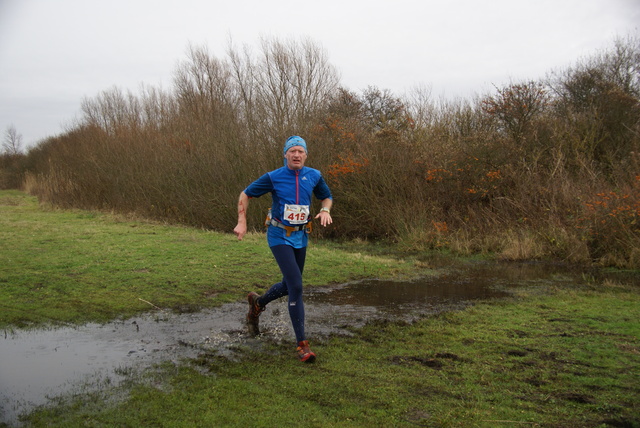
[{"xmin": 1, "ymin": 260, "xmax": 634, "ymax": 425}]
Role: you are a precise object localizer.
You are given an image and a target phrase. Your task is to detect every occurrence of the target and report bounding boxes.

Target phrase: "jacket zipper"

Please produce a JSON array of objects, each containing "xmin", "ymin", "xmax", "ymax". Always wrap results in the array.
[{"xmin": 295, "ymin": 169, "xmax": 300, "ymax": 204}]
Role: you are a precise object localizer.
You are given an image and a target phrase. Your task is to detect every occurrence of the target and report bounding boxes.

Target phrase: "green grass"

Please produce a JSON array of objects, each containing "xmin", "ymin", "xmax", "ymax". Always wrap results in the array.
[
  {"xmin": 2, "ymin": 190, "xmax": 639, "ymax": 427},
  {"xmin": 22, "ymin": 286, "xmax": 640, "ymax": 427},
  {"xmin": 0, "ymin": 191, "xmax": 416, "ymax": 328}
]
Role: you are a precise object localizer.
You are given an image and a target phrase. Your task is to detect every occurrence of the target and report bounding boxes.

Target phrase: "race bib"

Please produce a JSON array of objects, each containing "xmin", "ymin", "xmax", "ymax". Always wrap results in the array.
[{"xmin": 284, "ymin": 204, "xmax": 310, "ymax": 224}]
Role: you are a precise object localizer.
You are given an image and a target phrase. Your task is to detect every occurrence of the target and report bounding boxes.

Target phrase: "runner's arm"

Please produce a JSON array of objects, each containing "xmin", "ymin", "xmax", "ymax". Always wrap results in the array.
[{"xmin": 233, "ymin": 191, "xmax": 250, "ymax": 240}]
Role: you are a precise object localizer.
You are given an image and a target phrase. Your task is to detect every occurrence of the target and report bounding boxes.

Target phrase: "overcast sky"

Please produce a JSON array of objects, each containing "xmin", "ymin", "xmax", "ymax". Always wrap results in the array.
[{"xmin": 1, "ymin": 0, "xmax": 639, "ymax": 148}]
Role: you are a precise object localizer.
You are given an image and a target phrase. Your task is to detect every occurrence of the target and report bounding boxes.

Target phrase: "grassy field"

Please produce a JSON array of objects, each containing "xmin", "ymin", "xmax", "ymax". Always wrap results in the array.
[
  {"xmin": 0, "ymin": 190, "xmax": 415, "ymax": 328},
  {"xmin": 2, "ymin": 190, "xmax": 639, "ymax": 427}
]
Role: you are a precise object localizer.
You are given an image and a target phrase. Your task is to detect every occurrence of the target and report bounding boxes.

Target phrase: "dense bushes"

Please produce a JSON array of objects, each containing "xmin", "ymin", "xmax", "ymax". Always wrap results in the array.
[
  {"xmin": 24, "ymin": 38, "xmax": 340, "ymax": 229},
  {"xmin": 14, "ymin": 36, "xmax": 640, "ymax": 267},
  {"xmin": 0, "ymin": 153, "xmax": 26, "ymax": 189}
]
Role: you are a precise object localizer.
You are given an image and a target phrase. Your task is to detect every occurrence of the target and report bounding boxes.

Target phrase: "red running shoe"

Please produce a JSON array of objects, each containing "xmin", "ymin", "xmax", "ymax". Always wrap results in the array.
[
  {"xmin": 296, "ymin": 340, "xmax": 316, "ymax": 363},
  {"xmin": 246, "ymin": 292, "xmax": 264, "ymax": 336}
]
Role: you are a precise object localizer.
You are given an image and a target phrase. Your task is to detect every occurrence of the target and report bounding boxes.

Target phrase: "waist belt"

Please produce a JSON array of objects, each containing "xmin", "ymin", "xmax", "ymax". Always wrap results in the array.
[{"xmin": 268, "ymin": 219, "xmax": 312, "ymax": 236}]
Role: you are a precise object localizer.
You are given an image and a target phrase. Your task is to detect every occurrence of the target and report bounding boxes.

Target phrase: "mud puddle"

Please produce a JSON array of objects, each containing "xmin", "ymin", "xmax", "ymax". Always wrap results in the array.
[{"xmin": 0, "ymin": 260, "xmax": 629, "ymax": 425}]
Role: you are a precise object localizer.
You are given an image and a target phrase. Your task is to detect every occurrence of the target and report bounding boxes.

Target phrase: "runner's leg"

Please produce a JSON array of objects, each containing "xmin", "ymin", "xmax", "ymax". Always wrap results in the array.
[{"xmin": 261, "ymin": 245, "xmax": 307, "ymax": 342}]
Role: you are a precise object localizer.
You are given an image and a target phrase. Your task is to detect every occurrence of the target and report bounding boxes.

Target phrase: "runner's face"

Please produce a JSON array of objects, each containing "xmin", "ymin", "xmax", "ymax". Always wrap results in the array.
[{"xmin": 285, "ymin": 146, "xmax": 307, "ymax": 170}]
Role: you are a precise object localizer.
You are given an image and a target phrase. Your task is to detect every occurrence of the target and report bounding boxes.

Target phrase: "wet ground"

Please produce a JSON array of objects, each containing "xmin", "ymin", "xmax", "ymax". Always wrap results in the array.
[{"xmin": 0, "ymin": 260, "xmax": 636, "ymax": 425}]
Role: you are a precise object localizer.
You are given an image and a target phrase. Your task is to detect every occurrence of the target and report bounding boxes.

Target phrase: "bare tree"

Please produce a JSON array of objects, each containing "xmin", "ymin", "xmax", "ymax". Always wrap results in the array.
[
  {"xmin": 3, "ymin": 125, "xmax": 23, "ymax": 155},
  {"xmin": 405, "ymin": 84, "xmax": 435, "ymax": 129},
  {"xmin": 224, "ymin": 37, "xmax": 340, "ymax": 144},
  {"xmin": 254, "ymin": 37, "xmax": 340, "ymax": 138}
]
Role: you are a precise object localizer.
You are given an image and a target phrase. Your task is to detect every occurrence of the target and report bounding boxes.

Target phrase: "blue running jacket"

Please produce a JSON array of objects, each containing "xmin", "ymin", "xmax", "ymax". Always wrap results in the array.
[{"xmin": 244, "ymin": 166, "xmax": 333, "ymax": 248}]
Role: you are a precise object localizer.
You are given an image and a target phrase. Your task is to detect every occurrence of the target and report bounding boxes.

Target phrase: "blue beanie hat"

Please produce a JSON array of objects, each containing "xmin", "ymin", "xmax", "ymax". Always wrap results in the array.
[{"xmin": 283, "ymin": 136, "xmax": 307, "ymax": 156}]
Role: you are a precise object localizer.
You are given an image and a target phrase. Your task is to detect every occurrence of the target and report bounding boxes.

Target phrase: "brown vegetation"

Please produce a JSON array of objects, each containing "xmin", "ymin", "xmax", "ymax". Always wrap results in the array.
[{"xmin": 4, "ymin": 36, "xmax": 639, "ymax": 267}]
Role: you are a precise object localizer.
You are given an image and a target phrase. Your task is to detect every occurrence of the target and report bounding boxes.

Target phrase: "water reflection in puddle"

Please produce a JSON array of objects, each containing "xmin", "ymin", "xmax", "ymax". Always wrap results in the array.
[
  {"xmin": 0, "ymin": 260, "xmax": 634, "ymax": 425},
  {"xmin": 311, "ymin": 276, "xmax": 506, "ymax": 316}
]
